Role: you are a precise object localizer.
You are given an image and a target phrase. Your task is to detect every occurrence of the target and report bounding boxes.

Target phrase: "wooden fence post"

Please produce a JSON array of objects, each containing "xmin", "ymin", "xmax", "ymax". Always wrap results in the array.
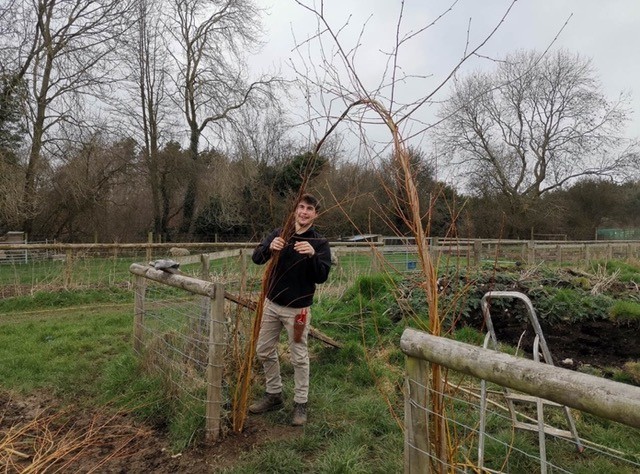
[
  {"xmin": 526, "ymin": 241, "xmax": 535, "ymax": 265},
  {"xmin": 405, "ymin": 356, "xmax": 430, "ymax": 473},
  {"xmin": 371, "ymin": 247, "xmax": 379, "ymax": 274},
  {"xmin": 473, "ymin": 240, "xmax": 482, "ymax": 265},
  {"xmin": 146, "ymin": 232, "xmax": 153, "ymax": 262},
  {"xmin": 133, "ymin": 275, "xmax": 146, "ymax": 353},
  {"xmin": 64, "ymin": 249, "xmax": 73, "ymax": 288},
  {"xmin": 239, "ymin": 249, "xmax": 248, "ymax": 295},
  {"xmin": 206, "ymin": 283, "xmax": 225, "ymax": 443},
  {"xmin": 201, "ymin": 254, "xmax": 210, "ymax": 280}
]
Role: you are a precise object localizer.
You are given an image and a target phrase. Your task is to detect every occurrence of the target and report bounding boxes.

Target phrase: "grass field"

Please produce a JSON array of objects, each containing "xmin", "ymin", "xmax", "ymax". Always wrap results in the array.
[
  {"xmin": 1, "ymin": 254, "xmax": 640, "ymax": 472},
  {"xmin": 0, "ymin": 304, "xmax": 132, "ymax": 397}
]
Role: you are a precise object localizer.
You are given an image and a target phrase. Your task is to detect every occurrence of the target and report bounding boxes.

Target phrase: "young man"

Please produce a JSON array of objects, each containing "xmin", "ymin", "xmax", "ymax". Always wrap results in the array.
[{"xmin": 249, "ymin": 193, "xmax": 332, "ymax": 426}]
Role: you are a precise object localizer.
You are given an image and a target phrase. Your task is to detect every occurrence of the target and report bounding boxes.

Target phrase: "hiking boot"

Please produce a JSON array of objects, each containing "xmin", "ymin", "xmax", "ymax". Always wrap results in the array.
[
  {"xmin": 248, "ymin": 392, "xmax": 283, "ymax": 414},
  {"xmin": 291, "ymin": 402, "xmax": 307, "ymax": 426}
]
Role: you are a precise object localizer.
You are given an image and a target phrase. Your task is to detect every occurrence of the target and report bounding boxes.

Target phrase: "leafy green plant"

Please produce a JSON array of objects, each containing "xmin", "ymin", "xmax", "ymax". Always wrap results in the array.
[{"xmin": 534, "ymin": 287, "xmax": 612, "ymax": 323}]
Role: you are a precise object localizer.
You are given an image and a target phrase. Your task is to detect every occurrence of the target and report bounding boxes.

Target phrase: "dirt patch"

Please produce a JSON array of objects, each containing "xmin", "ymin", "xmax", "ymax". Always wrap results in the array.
[
  {"xmin": 491, "ymin": 316, "xmax": 640, "ymax": 371},
  {"xmin": 0, "ymin": 391, "xmax": 300, "ymax": 473}
]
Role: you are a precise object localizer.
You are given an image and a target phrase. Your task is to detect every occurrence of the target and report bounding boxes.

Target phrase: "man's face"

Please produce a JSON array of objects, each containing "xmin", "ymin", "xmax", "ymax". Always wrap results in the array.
[{"xmin": 295, "ymin": 200, "xmax": 318, "ymax": 230}]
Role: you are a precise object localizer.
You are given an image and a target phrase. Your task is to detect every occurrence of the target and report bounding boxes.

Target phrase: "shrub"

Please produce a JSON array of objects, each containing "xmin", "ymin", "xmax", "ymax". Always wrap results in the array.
[{"xmin": 534, "ymin": 287, "xmax": 612, "ymax": 323}]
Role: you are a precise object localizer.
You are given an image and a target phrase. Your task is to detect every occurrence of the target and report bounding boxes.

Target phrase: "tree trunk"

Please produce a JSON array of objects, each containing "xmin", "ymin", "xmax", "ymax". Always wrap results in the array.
[
  {"xmin": 181, "ymin": 127, "xmax": 200, "ymax": 234},
  {"xmin": 22, "ymin": 52, "xmax": 53, "ymax": 235}
]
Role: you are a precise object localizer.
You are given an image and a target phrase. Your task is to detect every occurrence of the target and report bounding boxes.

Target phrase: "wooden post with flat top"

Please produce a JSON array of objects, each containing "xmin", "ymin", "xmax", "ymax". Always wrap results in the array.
[{"xmin": 206, "ymin": 282, "xmax": 225, "ymax": 442}]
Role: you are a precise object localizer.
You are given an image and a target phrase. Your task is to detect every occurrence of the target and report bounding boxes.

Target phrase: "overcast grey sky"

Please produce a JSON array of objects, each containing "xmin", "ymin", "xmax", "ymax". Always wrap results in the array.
[{"xmin": 254, "ymin": 0, "xmax": 640, "ymax": 150}]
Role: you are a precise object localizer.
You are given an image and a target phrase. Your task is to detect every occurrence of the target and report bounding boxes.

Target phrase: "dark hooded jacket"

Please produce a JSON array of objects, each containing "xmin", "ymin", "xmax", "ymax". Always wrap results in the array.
[{"xmin": 252, "ymin": 227, "xmax": 331, "ymax": 308}]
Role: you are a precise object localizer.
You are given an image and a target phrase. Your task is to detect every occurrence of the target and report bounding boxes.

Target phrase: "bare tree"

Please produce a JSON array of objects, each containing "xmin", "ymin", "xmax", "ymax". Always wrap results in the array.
[
  {"xmin": 230, "ymin": 1, "xmax": 518, "ymax": 462},
  {"xmin": 164, "ymin": 0, "xmax": 279, "ymax": 234},
  {"xmin": 437, "ymin": 49, "xmax": 638, "ymax": 236},
  {"xmin": 229, "ymin": 104, "xmax": 299, "ymax": 236},
  {"xmin": 0, "ymin": 151, "xmax": 23, "ymax": 232},
  {"xmin": 39, "ymin": 134, "xmax": 137, "ymax": 241},
  {"xmin": 0, "ymin": 0, "xmax": 135, "ymax": 235},
  {"xmin": 111, "ymin": 0, "xmax": 176, "ymax": 239},
  {"xmin": 0, "ymin": 69, "xmax": 27, "ymax": 233}
]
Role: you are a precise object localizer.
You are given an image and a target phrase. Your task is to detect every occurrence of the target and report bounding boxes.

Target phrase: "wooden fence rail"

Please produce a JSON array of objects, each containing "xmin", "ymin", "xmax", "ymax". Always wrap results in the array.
[
  {"xmin": 2, "ymin": 239, "xmax": 638, "ymax": 266},
  {"xmin": 400, "ymin": 328, "xmax": 640, "ymax": 473},
  {"xmin": 129, "ymin": 263, "xmax": 226, "ymax": 442},
  {"xmin": 427, "ymin": 239, "xmax": 640, "ymax": 264}
]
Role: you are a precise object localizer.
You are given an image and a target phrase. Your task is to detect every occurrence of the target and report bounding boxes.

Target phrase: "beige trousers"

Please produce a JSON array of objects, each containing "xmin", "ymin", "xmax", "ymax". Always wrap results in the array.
[{"xmin": 256, "ymin": 299, "xmax": 311, "ymax": 404}]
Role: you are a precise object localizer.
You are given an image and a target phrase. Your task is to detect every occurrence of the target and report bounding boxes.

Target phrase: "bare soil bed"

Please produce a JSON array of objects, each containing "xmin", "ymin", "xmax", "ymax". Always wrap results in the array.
[
  {"xmin": 0, "ymin": 390, "xmax": 300, "ymax": 473},
  {"xmin": 492, "ymin": 317, "xmax": 640, "ymax": 373}
]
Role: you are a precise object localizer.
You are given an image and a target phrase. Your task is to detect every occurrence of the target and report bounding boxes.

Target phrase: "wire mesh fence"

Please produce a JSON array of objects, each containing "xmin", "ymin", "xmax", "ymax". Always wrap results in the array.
[
  {"xmin": 126, "ymin": 245, "xmax": 361, "ymax": 443},
  {"xmin": 402, "ymin": 329, "xmax": 640, "ymax": 473},
  {"xmin": 407, "ymin": 377, "xmax": 640, "ymax": 473},
  {"xmin": 130, "ymin": 263, "xmax": 256, "ymax": 442},
  {"xmin": 3, "ymin": 241, "xmax": 639, "ymax": 457},
  {"xmin": 136, "ymin": 285, "xmax": 213, "ymax": 403},
  {"xmin": 0, "ymin": 243, "xmax": 255, "ymax": 298},
  {"xmin": 2, "ymin": 240, "xmax": 639, "ymax": 298}
]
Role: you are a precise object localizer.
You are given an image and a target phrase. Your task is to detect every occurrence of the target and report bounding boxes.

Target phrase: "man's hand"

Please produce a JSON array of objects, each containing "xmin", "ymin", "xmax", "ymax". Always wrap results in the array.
[
  {"xmin": 269, "ymin": 237, "xmax": 285, "ymax": 252},
  {"xmin": 294, "ymin": 240, "xmax": 315, "ymax": 257}
]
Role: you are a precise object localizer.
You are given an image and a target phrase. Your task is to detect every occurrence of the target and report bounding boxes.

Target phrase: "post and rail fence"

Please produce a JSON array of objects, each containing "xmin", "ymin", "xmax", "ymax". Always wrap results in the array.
[
  {"xmin": 129, "ymin": 262, "xmax": 228, "ymax": 442},
  {"xmin": 127, "ymin": 253, "xmax": 343, "ymax": 443},
  {"xmin": 1, "ymin": 238, "xmax": 639, "ymax": 267},
  {"xmin": 400, "ymin": 328, "xmax": 640, "ymax": 473},
  {"xmin": 2, "ymin": 236, "xmax": 639, "ymax": 462}
]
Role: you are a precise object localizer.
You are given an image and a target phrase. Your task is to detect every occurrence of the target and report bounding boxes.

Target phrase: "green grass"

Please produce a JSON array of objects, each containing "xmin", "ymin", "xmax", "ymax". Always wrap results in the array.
[
  {"xmin": 0, "ymin": 286, "xmax": 132, "ymax": 313},
  {"xmin": 0, "ymin": 306, "xmax": 131, "ymax": 398},
  {"xmin": 0, "ymin": 257, "xmax": 136, "ymax": 287},
  {"xmin": 589, "ymin": 259, "xmax": 640, "ymax": 283},
  {"xmin": 2, "ymin": 257, "xmax": 640, "ymax": 472},
  {"xmin": 609, "ymin": 300, "xmax": 640, "ymax": 324}
]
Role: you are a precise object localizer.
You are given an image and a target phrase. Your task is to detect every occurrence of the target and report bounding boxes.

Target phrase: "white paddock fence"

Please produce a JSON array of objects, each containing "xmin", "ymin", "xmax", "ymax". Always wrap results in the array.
[{"xmin": 400, "ymin": 328, "xmax": 640, "ymax": 473}]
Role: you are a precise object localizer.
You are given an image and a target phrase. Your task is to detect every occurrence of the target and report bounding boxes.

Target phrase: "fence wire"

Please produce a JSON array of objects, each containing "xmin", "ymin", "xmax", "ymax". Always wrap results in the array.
[
  {"xmin": 405, "ymin": 371, "xmax": 640, "ymax": 473},
  {"xmin": 133, "ymin": 279, "xmax": 240, "ymax": 437}
]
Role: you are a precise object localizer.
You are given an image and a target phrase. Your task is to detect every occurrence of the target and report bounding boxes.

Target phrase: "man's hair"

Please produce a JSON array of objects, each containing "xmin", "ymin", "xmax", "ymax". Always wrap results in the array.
[{"xmin": 299, "ymin": 193, "xmax": 320, "ymax": 211}]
